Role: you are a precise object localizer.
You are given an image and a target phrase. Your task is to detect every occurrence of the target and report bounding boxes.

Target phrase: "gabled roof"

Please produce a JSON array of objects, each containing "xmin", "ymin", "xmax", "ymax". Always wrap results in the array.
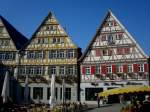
[
  {"xmin": 22, "ymin": 11, "xmax": 78, "ymax": 50},
  {"xmin": 0, "ymin": 15, "xmax": 28, "ymax": 50},
  {"xmin": 79, "ymin": 10, "xmax": 148, "ymax": 62}
]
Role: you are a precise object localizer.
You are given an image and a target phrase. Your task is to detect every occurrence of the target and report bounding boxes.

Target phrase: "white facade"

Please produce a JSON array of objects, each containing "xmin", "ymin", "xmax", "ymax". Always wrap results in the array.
[{"xmin": 79, "ymin": 11, "xmax": 149, "ymax": 103}]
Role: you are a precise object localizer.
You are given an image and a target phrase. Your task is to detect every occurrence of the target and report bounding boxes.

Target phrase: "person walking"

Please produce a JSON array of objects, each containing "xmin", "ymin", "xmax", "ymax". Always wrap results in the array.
[{"xmin": 97, "ymin": 96, "xmax": 100, "ymax": 108}]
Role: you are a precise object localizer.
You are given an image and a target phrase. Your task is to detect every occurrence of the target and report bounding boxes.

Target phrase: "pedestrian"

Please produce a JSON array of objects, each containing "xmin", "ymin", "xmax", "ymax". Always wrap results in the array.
[{"xmin": 97, "ymin": 96, "xmax": 100, "ymax": 108}]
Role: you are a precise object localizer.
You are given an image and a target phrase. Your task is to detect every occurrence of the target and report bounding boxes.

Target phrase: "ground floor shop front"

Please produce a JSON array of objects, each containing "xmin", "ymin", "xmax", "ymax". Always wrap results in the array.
[
  {"xmin": 16, "ymin": 83, "xmax": 78, "ymax": 104},
  {"xmin": 80, "ymin": 80, "xmax": 149, "ymax": 104}
]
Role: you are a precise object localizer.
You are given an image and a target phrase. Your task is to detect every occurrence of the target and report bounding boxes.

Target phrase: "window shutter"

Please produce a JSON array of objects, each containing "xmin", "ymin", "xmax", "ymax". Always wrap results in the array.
[
  {"xmin": 112, "ymin": 64, "xmax": 116, "ymax": 73},
  {"xmin": 101, "ymin": 65, "xmax": 107, "ymax": 74},
  {"xmin": 82, "ymin": 66, "xmax": 85, "ymax": 75},
  {"xmin": 123, "ymin": 64, "xmax": 127, "ymax": 73},
  {"xmin": 91, "ymin": 66, "xmax": 95, "ymax": 75},
  {"xmin": 133, "ymin": 64, "xmax": 138, "ymax": 73},
  {"xmin": 144, "ymin": 64, "xmax": 148, "ymax": 72}
]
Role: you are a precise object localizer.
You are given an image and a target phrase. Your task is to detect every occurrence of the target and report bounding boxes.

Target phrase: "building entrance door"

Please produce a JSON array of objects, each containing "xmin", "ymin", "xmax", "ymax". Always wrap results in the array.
[{"xmin": 85, "ymin": 88, "xmax": 103, "ymax": 101}]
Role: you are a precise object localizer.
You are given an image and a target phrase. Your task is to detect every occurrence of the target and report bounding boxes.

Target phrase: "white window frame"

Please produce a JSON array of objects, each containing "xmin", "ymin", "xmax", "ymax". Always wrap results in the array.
[
  {"xmin": 107, "ymin": 65, "xmax": 112, "ymax": 74},
  {"xmin": 67, "ymin": 50, "xmax": 74, "ymax": 58},
  {"xmin": 138, "ymin": 64, "xmax": 144, "ymax": 72},
  {"xmin": 59, "ymin": 66, "xmax": 65, "ymax": 75},
  {"xmin": 96, "ymin": 65, "xmax": 100, "ymax": 74},
  {"xmin": 128, "ymin": 64, "xmax": 133, "ymax": 73},
  {"xmin": 67, "ymin": 66, "xmax": 74, "ymax": 75},
  {"xmin": 85, "ymin": 67, "xmax": 91, "ymax": 75},
  {"xmin": 116, "ymin": 64, "xmax": 123, "ymax": 73}
]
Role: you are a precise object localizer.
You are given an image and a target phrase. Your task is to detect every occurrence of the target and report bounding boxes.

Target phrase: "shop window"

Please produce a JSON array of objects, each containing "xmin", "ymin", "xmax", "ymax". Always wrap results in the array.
[
  {"xmin": 47, "ymin": 88, "xmax": 51, "ymax": 100},
  {"xmin": 65, "ymin": 88, "xmax": 71, "ymax": 100},
  {"xmin": 33, "ymin": 87, "xmax": 43, "ymax": 100}
]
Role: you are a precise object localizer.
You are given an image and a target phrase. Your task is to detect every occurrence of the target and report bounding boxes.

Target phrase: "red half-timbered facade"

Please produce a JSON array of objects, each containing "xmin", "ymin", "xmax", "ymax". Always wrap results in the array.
[{"xmin": 79, "ymin": 10, "xmax": 149, "ymax": 103}]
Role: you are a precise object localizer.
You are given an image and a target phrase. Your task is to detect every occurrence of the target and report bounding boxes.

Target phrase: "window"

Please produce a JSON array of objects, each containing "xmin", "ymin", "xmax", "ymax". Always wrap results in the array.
[
  {"xmin": 36, "ymin": 51, "xmax": 44, "ymax": 59},
  {"xmin": 66, "ymin": 66, "xmax": 74, "ymax": 75},
  {"xmin": 85, "ymin": 67, "xmax": 90, "ymax": 75},
  {"xmin": 67, "ymin": 50, "xmax": 74, "ymax": 58},
  {"xmin": 44, "ymin": 38, "xmax": 48, "ymax": 44},
  {"xmin": 48, "ymin": 66, "xmax": 56, "ymax": 75},
  {"xmin": 65, "ymin": 88, "xmax": 71, "ymax": 100},
  {"xmin": 117, "ymin": 48, "xmax": 123, "ymax": 55},
  {"xmin": 116, "ymin": 34, "xmax": 123, "ymax": 40},
  {"xmin": 128, "ymin": 64, "xmax": 133, "ymax": 73},
  {"xmin": 101, "ymin": 35, "xmax": 106, "ymax": 41},
  {"xmin": 116, "ymin": 64, "xmax": 123, "ymax": 73},
  {"xmin": 27, "ymin": 51, "xmax": 35, "ymax": 59},
  {"xmin": 124, "ymin": 48, "xmax": 130, "ymax": 54},
  {"xmin": 102, "ymin": 49, "xmax": 108, "ymax": 56},
  {"xmin": 95, "ymin": 65, "xmax": 100, "ymax": 74},
  {"xmin": 108, "ymin": 50, "xmax": 112, "ymax": 56},
  {"xmin": 35, "ymin": 66, "xmax": 43, "ymax": 75},
  {"xmin": 95, "ymin": 49, "xmax": 101, "ymax": 56},
  {"xmin": 49, "ymin": 50, "xmax": 57, "ymax": 59},
  {"xmin": 59, "ymin": 50, "xmax": 65, "ymax": 58},
  {"xmin": 108, "ymin": 34, "xmax": 115, "ymax": 45},
  {"xmin": 0, "ymin": 53, "xmax": 5, "ymax": 60},
  {"xmin": 0, "ymin": 27, "xmax": 4, "ymax": 33},
  {"xmin": 52, "ymin": 38, "xmax": 57, "ymax": 44},
  {"xmin": 47, "ymin": 88, "xmax": 51, "ymax": 100},
  {"xmin": 59, "ymin": 66, "xmax": 65, "ymax": 75},
  {"xmin": 107, "ymin": 65, "xmax": 112, "ymax": 74},
  {"xmin": 138, "ymin": 64, "xmax": 144, "ymax": 72},
  {"xmin": 19, "ymin": 67, "xmax": 26, "ymax": 75},
  {"xmin": 55, "ymin": 88, "xmax": 58, "ymax": 100},
  {"xmin": 27, "ymin": 67, "xmax": 34, "ymax": 75},
  {"xmin": 52, "ymin": 37, "xmax": 62, "ymax": 44},
  {"xmin": 33, "ymin": 87, "xmax": 43, "ymax": 100},
  {"xmin": 60, "ymin": 87, "xmax": 62, "ymax": 100}
]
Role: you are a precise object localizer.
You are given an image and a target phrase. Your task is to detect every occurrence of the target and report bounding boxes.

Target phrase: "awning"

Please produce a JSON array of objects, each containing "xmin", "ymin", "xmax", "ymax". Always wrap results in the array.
[{"xmin": 99, "ymin": 86, "xmax": 150, "ymax": 97}]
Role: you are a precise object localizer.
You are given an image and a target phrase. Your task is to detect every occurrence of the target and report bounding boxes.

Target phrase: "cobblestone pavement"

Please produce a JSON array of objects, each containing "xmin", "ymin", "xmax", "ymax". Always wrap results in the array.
[{"xmin": 86, "ymin": 103, "xmax": 123, "ymax": 112}]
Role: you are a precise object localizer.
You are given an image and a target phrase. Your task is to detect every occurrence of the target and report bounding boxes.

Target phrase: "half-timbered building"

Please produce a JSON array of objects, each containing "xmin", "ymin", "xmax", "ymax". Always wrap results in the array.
[
  {"xmin": 16, "ymin": 12, "xmax": 81, "ymax": 103},
  {"xmin": 0, "ymin": 15, "xmax": 28, "ymax": 101},
  {"xmin": 79, "ymin": 10, "xmax": 149, "ymax": 103}
]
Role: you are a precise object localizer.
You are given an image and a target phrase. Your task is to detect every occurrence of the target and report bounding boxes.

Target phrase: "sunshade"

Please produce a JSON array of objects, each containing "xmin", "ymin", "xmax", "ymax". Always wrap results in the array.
[
  {"xmin": 49, "ymin": 74, "xmax": 55, "ymax": 108},
  {"xmin": 99, "ymin": 86, "xmax": 150, "ymax": 97},
  {"xmin": 1, "ymin": 71, "xmax": 9, "ymax": 103}
]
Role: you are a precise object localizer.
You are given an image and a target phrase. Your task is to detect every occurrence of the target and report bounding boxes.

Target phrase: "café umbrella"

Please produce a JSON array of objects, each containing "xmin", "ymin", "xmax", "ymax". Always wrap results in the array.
[
  {"xmin": 49, "ymin": 74, "xmax": 55, "ymax": 108},
  {"xmin": 1, "ymin": 71, "xmax": 9, "ymax": 103},
  {"xmin": 99, "ymin": 86, "xmax": 150, "ymax": 97},
  {"xmin": 24, "ymin": 75, "xmax": 29, "ymax": 104}
]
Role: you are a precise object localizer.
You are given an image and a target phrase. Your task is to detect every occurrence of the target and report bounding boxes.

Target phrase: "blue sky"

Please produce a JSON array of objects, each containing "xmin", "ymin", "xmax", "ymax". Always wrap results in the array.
[{"xmin": 0, "ymin": 0, "xmax": 150, "ymax": 55}]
